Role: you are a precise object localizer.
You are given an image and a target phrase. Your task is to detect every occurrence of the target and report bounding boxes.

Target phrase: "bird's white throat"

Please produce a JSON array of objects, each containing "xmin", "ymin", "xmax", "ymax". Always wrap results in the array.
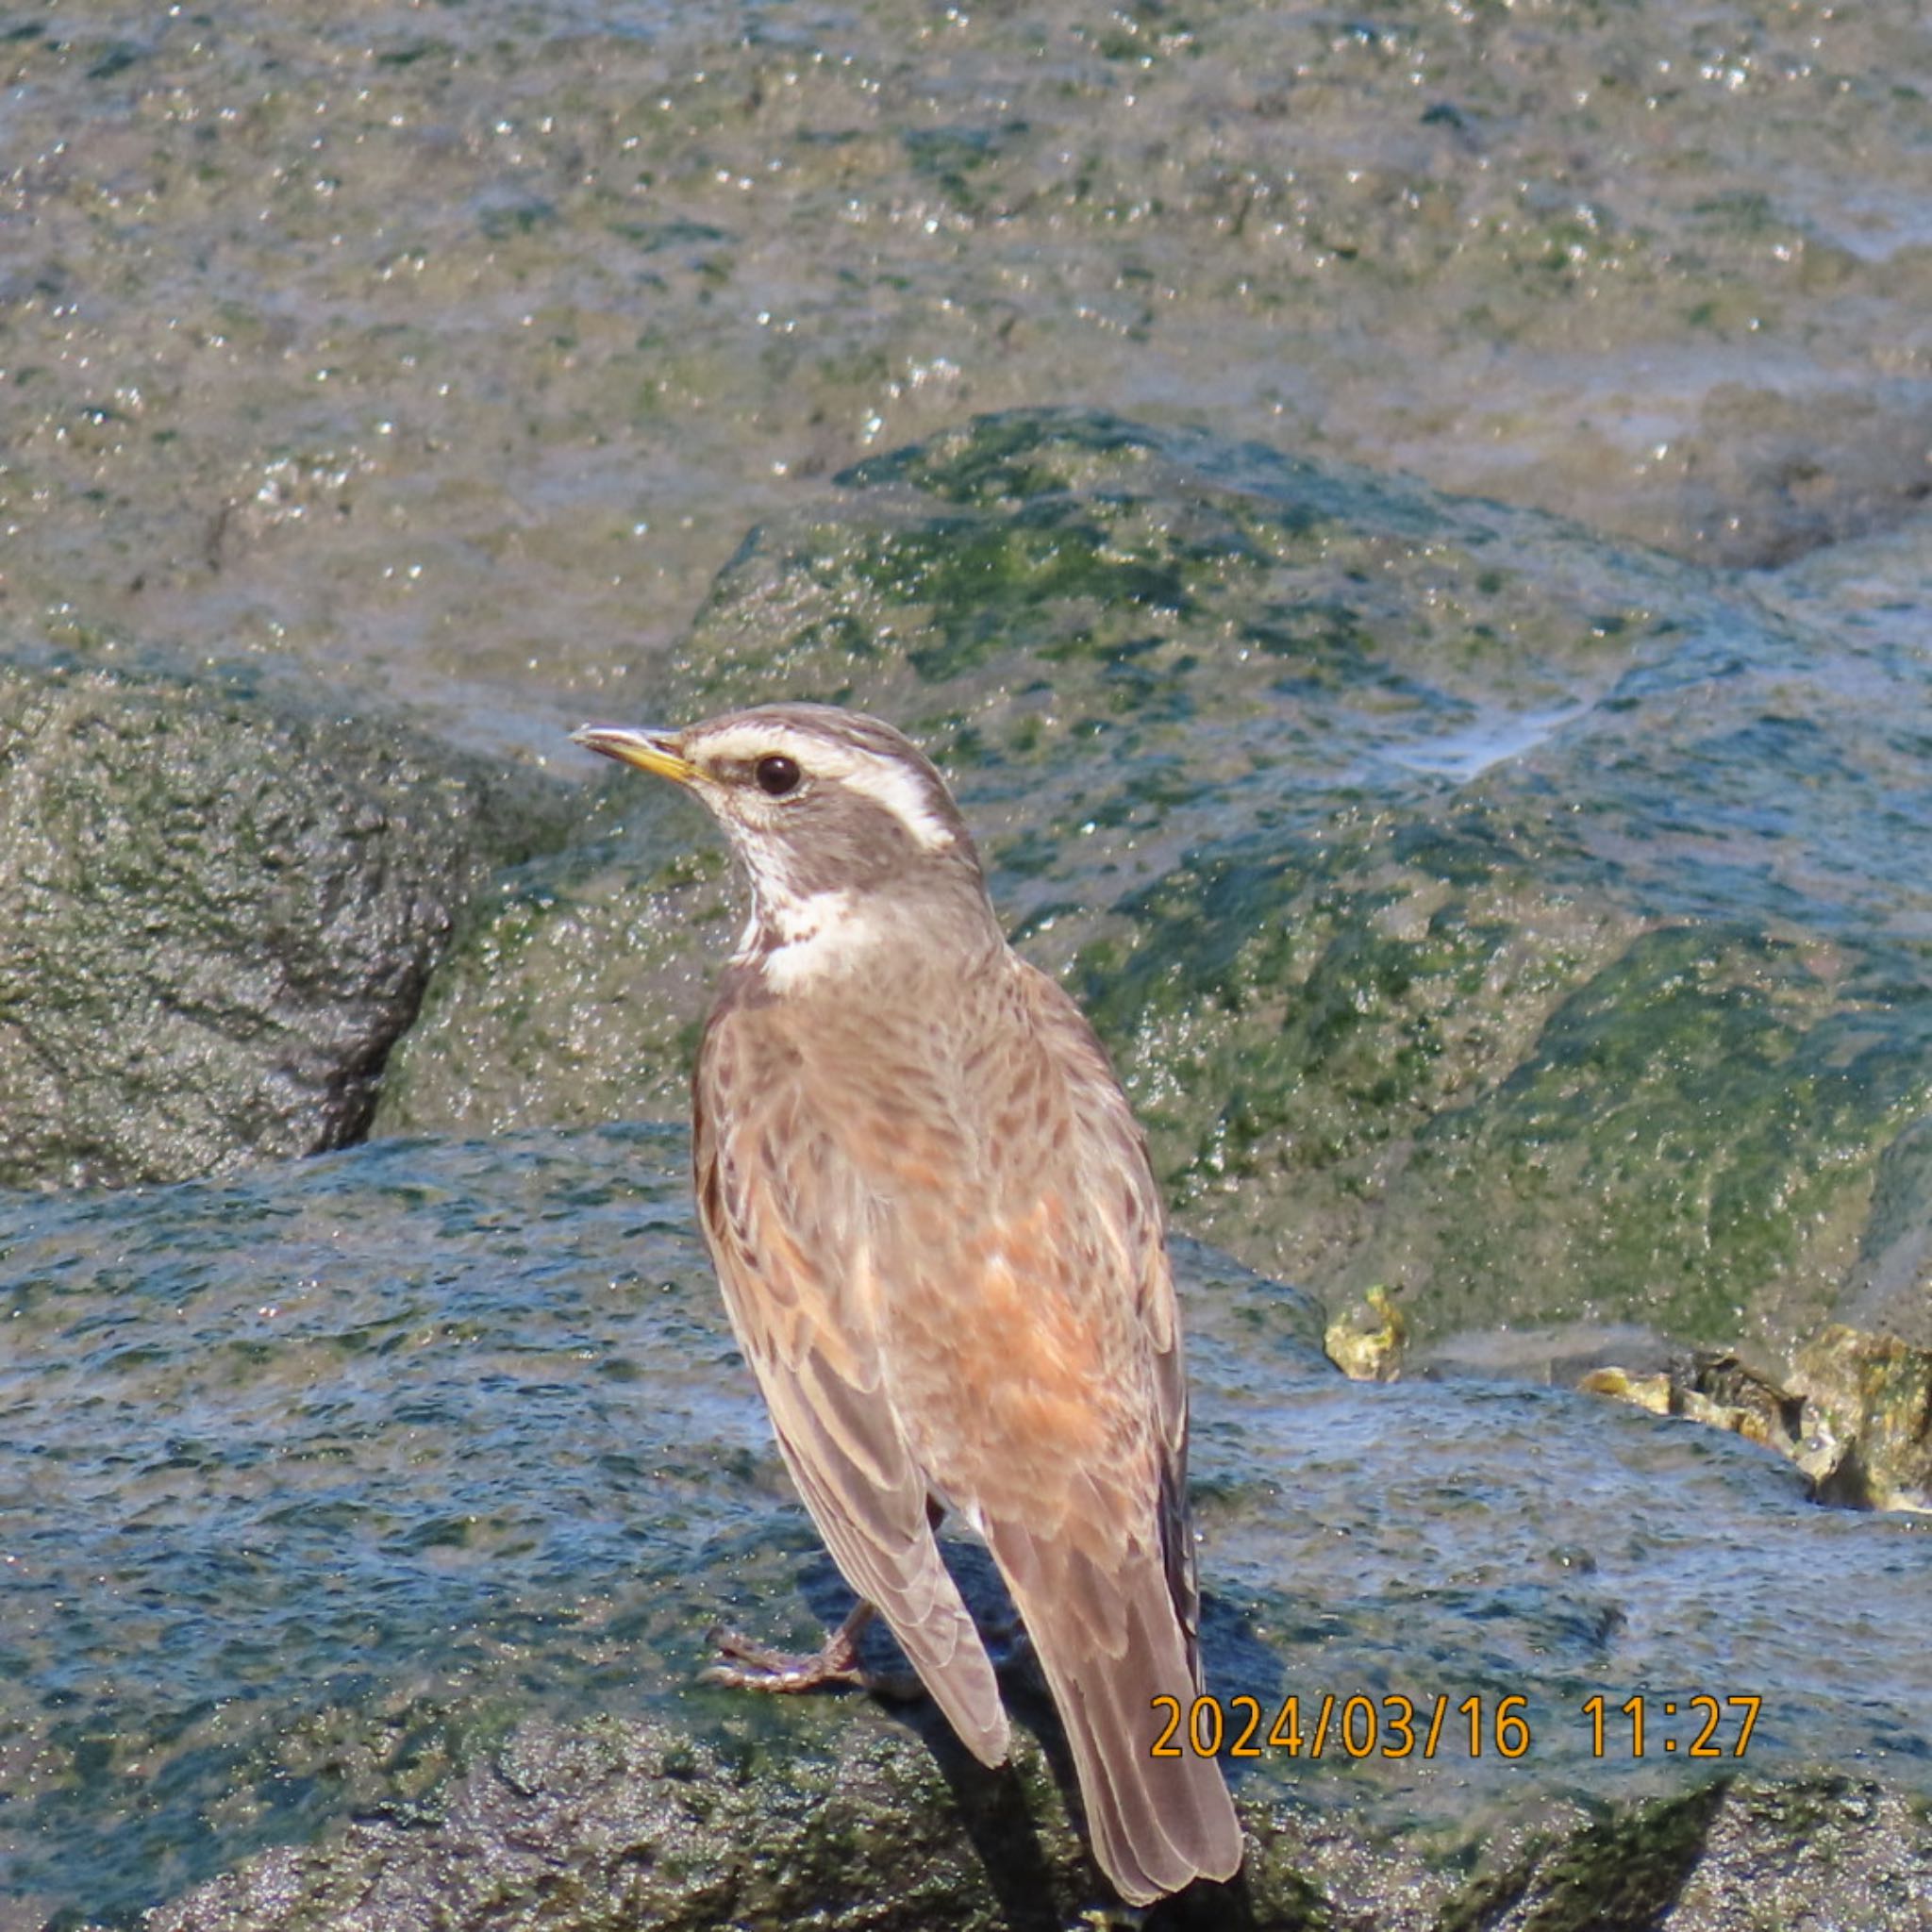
[{"xmin": 734, "ymin": 886, "xmax": 886, "ymax": 991}]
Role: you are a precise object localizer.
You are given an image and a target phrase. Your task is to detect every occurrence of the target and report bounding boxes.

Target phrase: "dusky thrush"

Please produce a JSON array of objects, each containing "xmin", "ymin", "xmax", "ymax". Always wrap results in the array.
[{"xmin": 573, "ymin": 702, "xmax": 1242, "ymax": 1904}]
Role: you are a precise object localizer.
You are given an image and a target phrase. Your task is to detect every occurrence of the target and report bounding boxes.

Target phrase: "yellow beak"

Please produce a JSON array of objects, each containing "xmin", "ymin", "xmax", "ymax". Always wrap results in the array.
[{"xmin": 571, "ymin": 724, "xmax": 697, "ymax": 785}]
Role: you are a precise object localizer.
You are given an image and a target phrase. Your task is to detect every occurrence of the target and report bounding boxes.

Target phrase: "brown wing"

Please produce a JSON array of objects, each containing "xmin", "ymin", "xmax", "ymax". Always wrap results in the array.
[
  {"xmin": 693, "ymin": 989, "xmax": 1009, "ymax": 1767},
  {"xmin": 873, "ymin": 958, "xmax": 1241, "ymax": 1904}
]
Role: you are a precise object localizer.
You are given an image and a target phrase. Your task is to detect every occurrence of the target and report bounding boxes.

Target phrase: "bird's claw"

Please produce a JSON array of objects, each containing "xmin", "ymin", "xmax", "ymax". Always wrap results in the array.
[
  {"xmin": 701, "ymin": 1612, "xmax": 923, "ymax": 1701},
  {"xmin": 702, "ymin": 1622, "xmax": 866, "ymax": 1692}
]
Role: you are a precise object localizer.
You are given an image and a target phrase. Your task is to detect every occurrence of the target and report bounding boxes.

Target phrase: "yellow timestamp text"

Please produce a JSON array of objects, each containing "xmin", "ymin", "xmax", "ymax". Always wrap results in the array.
[
  {"xmin": 1150, "ymin": 1692, "xmax": 1534, "ymax": 1760},
  {"xmin": 1149, "ymin": 1691, "xmax": 1764, "ymax": 1760},
  {"xmin": 1582, "ymin": 1692, "xmax": 1762, "ymax": 1758}
]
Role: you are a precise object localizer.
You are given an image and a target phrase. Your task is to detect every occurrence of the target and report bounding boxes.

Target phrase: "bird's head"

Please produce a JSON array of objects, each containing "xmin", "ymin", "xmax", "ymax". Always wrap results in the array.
[{"xmin": 573, "ymin": 703, "xmax": 992, "ymax": 965}]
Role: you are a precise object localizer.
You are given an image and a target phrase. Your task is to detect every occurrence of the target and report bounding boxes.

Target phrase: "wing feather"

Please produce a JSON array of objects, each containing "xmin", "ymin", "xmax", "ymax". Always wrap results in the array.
[
  {"xmin": 694, "ymin": 995, "xmax": 1009, "ymax": 1767},
  {"xmin": 944, "ymin": 964, "xmax": 1241, "ymax": 1899}
]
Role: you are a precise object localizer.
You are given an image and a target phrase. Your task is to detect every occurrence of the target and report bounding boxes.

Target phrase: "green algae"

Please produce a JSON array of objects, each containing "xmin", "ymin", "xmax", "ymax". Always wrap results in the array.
[
  {"xmin": 372, "ymin": 824, "xmax": 728, "ymax": 1139},
  {"xmin": 1395, "ymin": 932, "xmax": 1932, "ymax": 1337},
  {"xmin": 390, "ymin": 410, "xmax": 1930, "ymax": 1353}
]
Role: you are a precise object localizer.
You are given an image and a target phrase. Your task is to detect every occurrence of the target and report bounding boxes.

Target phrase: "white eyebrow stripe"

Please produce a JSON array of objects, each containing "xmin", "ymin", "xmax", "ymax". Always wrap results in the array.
[
  {"xmin": 832, "ymin": 756, "xmax": 957, "ymax": 850},
  {"xmin": 691, "ymin": 723, "xmax": 825, "ymax": 767},
  {"xmin": 691, "ymin": 723, "xmax": 957, "ymax": 852}
]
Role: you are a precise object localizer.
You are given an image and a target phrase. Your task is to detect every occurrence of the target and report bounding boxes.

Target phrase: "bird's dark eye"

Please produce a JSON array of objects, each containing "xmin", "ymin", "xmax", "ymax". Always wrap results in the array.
[{"xmin": 754, "ymin": 753, "xmax": 802, "ymax": 797}]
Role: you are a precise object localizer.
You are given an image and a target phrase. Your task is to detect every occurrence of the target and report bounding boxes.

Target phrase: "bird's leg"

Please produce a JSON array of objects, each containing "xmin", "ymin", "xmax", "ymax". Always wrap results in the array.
[{"xmin": 705, "ymin": 1599, "xmax": 908, "ymax": 1695}]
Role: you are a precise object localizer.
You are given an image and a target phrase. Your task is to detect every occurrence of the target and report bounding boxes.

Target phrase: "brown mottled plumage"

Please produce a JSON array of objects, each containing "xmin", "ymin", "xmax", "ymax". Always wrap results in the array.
[{"xmin": 573, "ymin": 702, "xmax": 1242, "ymax": 1906}]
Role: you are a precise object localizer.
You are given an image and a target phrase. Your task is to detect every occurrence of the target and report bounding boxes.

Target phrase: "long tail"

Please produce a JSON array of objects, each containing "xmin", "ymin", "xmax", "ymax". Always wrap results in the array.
[{"xmin": 988, "ymin": 1520, "xmax": 1242, "ymax": 1905}]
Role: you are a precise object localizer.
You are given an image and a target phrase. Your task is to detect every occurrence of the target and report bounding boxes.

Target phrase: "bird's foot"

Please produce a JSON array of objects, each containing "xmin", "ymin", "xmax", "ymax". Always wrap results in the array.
[
  {"xmin": 701, "ymin": 1601, "xmax": 920, "ymax": 1700},
  {"xmin": 703, "ymin": 1624, "xmax": 866, "ymax": 1693}
]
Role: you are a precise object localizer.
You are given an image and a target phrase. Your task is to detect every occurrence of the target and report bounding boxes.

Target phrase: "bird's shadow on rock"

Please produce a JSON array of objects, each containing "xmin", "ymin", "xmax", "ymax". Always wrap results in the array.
[
  {"xmin": 1149, "ymin": 1872, "xmax": 1261, "ymax": 1930},
  {"xmin": 795, "ymin": 1550, "xmax": 1066, "ymax": 1929},
  {"xmin": 929, "ymin": 1747, "xmax": 1073, "ymax": 1932},
  {"xmin": 798, "ymin": 1545, "xmax": 1283, "ymax": 1926}
]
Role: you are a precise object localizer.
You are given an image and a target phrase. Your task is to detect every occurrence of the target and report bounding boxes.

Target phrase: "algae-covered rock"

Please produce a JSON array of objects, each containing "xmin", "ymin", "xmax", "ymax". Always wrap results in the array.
[
  {"xmin": 1577, "ymin": 1354, "xmax": 1809, "ymax": 1467},
  {"xmin": 5, "ymin": 1127, "xmax": 1925, "ymax": 1930},
  {"xmin": 371, "ymin": 810, "xmax": 727, "ymax": 1137},
  {"xmin": 1790, "ymin": 1325, "xmax": 1932, "ymax": 1515},
  {"xmin": 387, "ymin": 410, "xmax": 1932, "ymax": 1356},
  {"xmin": 1578, "ymin": 1324, "xmax": 1932, "ymax": 1519},
  {"xmin": 1324, "ymin": 1283, "xmax": 1410, "ymax": 1384},
  {"xmin": 7, "ymin": 0, "xmax": 1932, "ymax": 744},
  {"xmin": 130, "ymin": 1715, "xmax": 1107, "ymax": 1932},
  {"xmin": 1440, "ymin": 1779, "xmax": 1932, "ymax": 1932},
  {"xmin": 130, "ymin": 1751, "xmax": 1932, "ymax": 1932},
  {"xmin": 1836, "ymin": 1115, "xmax": 1932, "ymax": 1351},
  {"xmin": 0, "ymin": 647, "xmax": 568, "ymax": 1186}
]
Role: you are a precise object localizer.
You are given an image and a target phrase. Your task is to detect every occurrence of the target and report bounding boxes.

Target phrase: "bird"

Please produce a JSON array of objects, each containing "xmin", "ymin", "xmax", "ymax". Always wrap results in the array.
[{"xmin": 572, "ymin": 701, "xmax": 1243, "ymax": 1905}]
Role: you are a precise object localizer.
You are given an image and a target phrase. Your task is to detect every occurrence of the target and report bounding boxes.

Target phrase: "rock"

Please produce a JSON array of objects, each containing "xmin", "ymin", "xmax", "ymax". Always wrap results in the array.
[
  {"xmin": 126, "ymin": 1716, "xmax": 1109, "ymax": 1932},
  {"xmin": 1459, "ymin": 1779, "xmax": 1932, "ymax": 1932},
  {"xmin": 370, "ymin": 800, "xmax": 724, "ymax": 1138},
  {"xmin": 6, "ymin": 1126, "xmax": 1926, "ymax": 1929},
  {"xmin": 1834, "ymin": 1115, "xmax": 1932, "ymax": 1350},
  {"xmin": 1577, "ymin": 1355, "xmax": 1807, "ymax": 1463},
  {"xmin": 0, "ymin": 646, "xmax": 569, "ymax": 1186},
  {"xmin": 7, "ymin": 0, "xmax": 1932, "ymax": 735},
  {"xmin": 125, "ymin": 1749, "xmax": 1932, "ymax": 1932},
  {"xmin": 381, "ymin": 410, "xmax": 1932, "ymax": 1358},
  {"xmin": 1577, "ymin": 1326, "xmax": 1932, "ymax": 1518},
  {"xmin": 1324, "ymin": 1284, "xmax": 1410, "ymax": 1383},
  {"xmin": 1790, "ymin": 1325, "xmax": 1932, "ymax": 1514}
]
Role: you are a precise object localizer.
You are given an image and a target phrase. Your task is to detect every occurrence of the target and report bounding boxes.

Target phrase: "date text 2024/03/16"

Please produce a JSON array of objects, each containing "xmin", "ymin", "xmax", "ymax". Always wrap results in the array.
[{"xmin": 1150, "ymin": 1692, "xmax": 1765, "ymax": 1761}]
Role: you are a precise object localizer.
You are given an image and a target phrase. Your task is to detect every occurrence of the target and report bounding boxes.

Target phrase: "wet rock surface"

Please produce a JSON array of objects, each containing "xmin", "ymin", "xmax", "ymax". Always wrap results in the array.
[
  {"xmin": 4, "ymin": 1, "xmax": 1932, "ymax": 1924},
  {"xmin": 0, "ymin": 647, "xmax": 568, "ymax": 1187},
  {"xmin": 4, "ymin": 1128, "xmax": 1927, "ymax": 1929},
  {"xmin": 1836, "ymin": 1116, "xmax": 1932, "ymax": 1351},
  {"xmin": 383, "ymin": 411, "xmax": 1932, "ymax": 1357},
  {"xmin": 2, "ymin": 2, "xmax": 1930, "ymax": 757},
  {"xmin": 371, "ymin": 803, "xmax": 724, "ymax": 1139},
  {"xmin": 125, "ymin": 1751, "xmax": 1932, "ymax": 1932}
]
